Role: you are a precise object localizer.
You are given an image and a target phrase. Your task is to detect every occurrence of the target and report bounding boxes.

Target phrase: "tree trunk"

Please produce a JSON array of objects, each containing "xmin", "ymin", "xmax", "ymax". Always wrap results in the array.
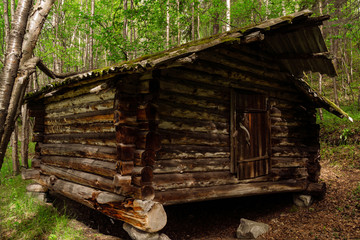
[
  {"xmin": 11, "ymin": 120, "xmax": 19, "ymax": 175},
  {"xmin": 177, "ymin": 0, "xmax": 180, "ymax": 45},
  {"xmin": 10, "ymin": 0, "xmax": 15, "ymax": 22},
  {"xmin": 166, "ymin": 0, "xmax": 170, "ymax": 47},
  {"xmin": 3, "ymin": 0, "xmax": 10, "ymax": 45},
  {"xmin": 21, "ymin": 103, "xmax": 29, "ymax": 168},
  {"xmin": 226, "ymin": 0, "xmax": 230, "ymax": 31},
  {"xmin": 0, "ymin": 0, "xmax": 34, "ymax": 171},
  {"xmin": 191, "ymin": 1, "xmax": 195, "ymax": 41},
  {"xmin": 0, "ymin": 0, "xmax": 55, "ymax": 170},
  {"xmin": 318, "ymin": 73, "xmax": 323, "ymax": 120},
  {"xmin": 89, "ymin": 0, "xmax": 95, "ymax": 69}
]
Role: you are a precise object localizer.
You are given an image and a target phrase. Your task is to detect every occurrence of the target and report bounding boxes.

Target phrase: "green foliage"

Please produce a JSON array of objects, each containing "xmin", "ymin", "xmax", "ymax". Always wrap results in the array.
[{"xmin": 0, "ymin": 157, "xmax": 85, "ymax": 240}]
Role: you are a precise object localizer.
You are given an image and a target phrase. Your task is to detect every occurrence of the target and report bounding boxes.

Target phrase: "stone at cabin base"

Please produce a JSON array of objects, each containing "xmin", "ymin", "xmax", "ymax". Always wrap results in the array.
[{"xmin": 236, "ymin": 218, "xmax": 269, "ymax": 239}]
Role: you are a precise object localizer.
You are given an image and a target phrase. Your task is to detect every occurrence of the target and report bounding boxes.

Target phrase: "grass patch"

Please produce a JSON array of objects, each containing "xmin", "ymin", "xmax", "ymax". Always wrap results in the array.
[{"xmin": 0, "ymin": 155, "xmax": 85, "ymax": 240}]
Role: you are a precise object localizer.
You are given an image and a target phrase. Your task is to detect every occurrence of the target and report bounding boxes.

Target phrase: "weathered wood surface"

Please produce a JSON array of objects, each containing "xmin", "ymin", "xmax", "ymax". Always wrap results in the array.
[
  {"xmin": 43, "ymin": 132, "xmax": 116, "ymax": 146},
  {"xmin": 45, "ymin": 109, "xmax": 114, "ymax": 126},
  {"xmin": 41, "ymin": 155, "xmax": 117, "ymax": 178},
  {"xmin": 158, "ymin": 117, "xmax": 228, "ymax": 134},
  {"xmin": 39, "ymin": 176, "xmax": 166, "ymax": 232},
  {"xmin": 42, "ymin": 77, "xmax": 117, "ymax": 104},
  {"xmin": 45, "ymin": 90, "xmax": 114, "ymax": 113},
  {"xmin": 159, "ymin": 129, "xmax": 229, "ymax": 147},
  {"xmin": 153, "ymin": 171, "xmax": 239, "ymax": 191},
  {"xmin": 40, "ymin": 143, "xmax": 117, "ymax": 161},
  {"xmin": 155, "ymin": 180, "xmax": 307, "ymax": 205},
  {"xmin": 157, "ymin": 145, "xmax": 230, "ymax": 160},
  {"xmin": 153, "ymin": 157, "xmax": 230, "ymax": 174},
  {"xmin": 45, "ymin": 122, "xmax": 115, "ymax": 135},
  {"xmin": 40, "ymin": 164, "xmax": 114, "ymax": 192},
  {"xmin": 21, "ymin": 169, "xmax": 40, "ymax": 180},
  {"xmin": 157, "ymin": 100, "xmax": 228, "ymax": 122},
  {"xmin": 271, "ymin": 167, "xmax": 308, "ymax": 180}
]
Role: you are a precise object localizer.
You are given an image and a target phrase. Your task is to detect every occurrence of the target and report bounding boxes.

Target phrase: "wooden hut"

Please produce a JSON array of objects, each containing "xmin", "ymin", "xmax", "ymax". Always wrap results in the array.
[{"xmin": 25, "ymin": 10, "xmax": 350, "ymax": 233}]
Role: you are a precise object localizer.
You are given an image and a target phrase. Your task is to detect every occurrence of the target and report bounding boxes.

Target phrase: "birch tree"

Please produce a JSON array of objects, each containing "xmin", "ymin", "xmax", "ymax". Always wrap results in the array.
[{"xmin": 0, "ymin": 0, "xmax": 55, "ymax": 170}]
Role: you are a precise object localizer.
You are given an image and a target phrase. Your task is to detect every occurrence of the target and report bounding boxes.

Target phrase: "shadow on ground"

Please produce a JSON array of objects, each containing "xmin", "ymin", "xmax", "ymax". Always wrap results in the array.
[{"xmin": 48, "ymin": 192, "xmax": 295, "ymax": 239}]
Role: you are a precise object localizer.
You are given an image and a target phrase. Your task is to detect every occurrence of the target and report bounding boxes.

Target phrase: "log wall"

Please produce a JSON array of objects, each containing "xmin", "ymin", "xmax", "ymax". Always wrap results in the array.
[
  {"xmin": 28, "ymin": 42, "xmax": 321, "ymax": 207},
  {"xmin": 151, "ymin": 43, "xmax": 320, "ymax": 204}
]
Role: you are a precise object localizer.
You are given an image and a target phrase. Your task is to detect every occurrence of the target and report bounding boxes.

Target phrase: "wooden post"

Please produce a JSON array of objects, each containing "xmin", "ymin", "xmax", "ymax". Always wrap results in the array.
[
  {"xmin": 11, "ymin": 120, "xmax": 20, "ymax": 175},
  {"xmin": 21, "ymin": 103, "xmax": 30, "ymax": 168}
]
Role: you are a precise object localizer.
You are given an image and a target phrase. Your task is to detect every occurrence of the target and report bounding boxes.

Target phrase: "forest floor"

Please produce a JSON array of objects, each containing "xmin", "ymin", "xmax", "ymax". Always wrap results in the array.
[{"xmin": 47, "ymin": 159, "xmax": 360, "ymax": 240}]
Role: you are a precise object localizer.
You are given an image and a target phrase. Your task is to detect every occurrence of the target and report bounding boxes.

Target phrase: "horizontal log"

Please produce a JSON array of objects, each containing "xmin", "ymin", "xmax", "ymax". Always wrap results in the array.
[
  {"xmin": 132, "ymin": 166, "xmax": 153, "ymax": 187},
  {"xmin": 134, "ymin": 149, "xmax": 156, "ymax": 166},
  {"xmin": 114, "ymin": 110, "xmax": 137, "ymax": 126},
  {"xmin": 132, "ymin": 185, "xmax": 155, "ymax": 201},
  {"xmin": 158, "ymin": 76, "xmax": 230, "ymax": 101},
  {"xmin": 118, "ymin": 161, "xmax": 134, "ymax": 175},
  {"xmin": 113, "ymin": 174, "xmax": 132, "ymax": 187},
  {"xmin": 40, "ymin": 143, "xmax": 117, "ymax": 161},
  {"xmin": 44, "ymin": 132, "xmax": 115, "ymax": 142},
  {"xmin": 158, "ymin": 116, "xmax": 228, "ymax": 134},
  {"xmin": 41, "ymin": 155, "xmax": 117, "ymax": 178},
  {"xmin": 271, "ymin": 167, "xmax": 308, "ymax": 180},
  {"xmin": 45, "ymin": 90, "xmax": 114, "ymax": 113},
  {"xmin": 40, "ymin": 164, "xmax": 114, "ymax": 192},
  {"xmin": 45, "ymin": 109, "xmax": 114, "ymax": 125},
  {"xmin": 117, "ymin": 144, "xmax": 136, "ymax": 161},
  {"xmin": 155, "ymin": 180, "xmax": 307, "ymax": 205},
  {"xmin": 270, "ymin": 117, "xmax": 311, "ymax": 127},
  {"xmin": 271, "ymin": 125, "xmax": 319, "ymax": 138},
  {"xmin": 116, "ymin": 126, "xmax": 137, "ymax": 144},
  {"xmin": 26, "ymin": 183, "xmax": 48, "ymax": 193},
  {"xmin": 157, "ymin": 144, "xmax": 230, "ymax": 160},
  {"xmin": 136, "ymin": 131, "xmax": 161, "ymax": 151},
  {"xmin": 40, "ymin": 176, "xmax": 166, "ymax": 232},
  {"xmin": 153, "ymin": 158, "xmax": 230, "ymax": 174},
  {"xmin": 158, "ymin": 101, "xmax": 228, "ymax": 123},
  {"xmin": 271, "ymin": 157, "xmax": 308, "ymax": 168},
  {"xmin": 271, "ymin": 137, "xmax": 318, "ymax": 148},
  {"xmin": 45, "ymin": 122, "xmax": 115, "ymax": 135},
  {"xmin": 159, "ymin": 129, "xmax": 229, "ymax": 147},
  {"xmin": 270, "ymin": 107, "xmax": 317, "ymax": 122},
  {"xmin": 197, "ymin": 50, "xmax": 290, "ymax": 84},
  {"xmin": 177, "ymin": 61, "xmax": 295, "ymax": 94},
  {"xmin": 31, "ymin": 158, "xmax": 41, "ymax": 168},
  {"xmin": 114, "ymin": 93, "xmax": 137, "ymax": 110},
  {"xmin": 153, "ymin": 171, "xmax": 238, "ymax": 191},
  {"xmin": 272, "ymin": 146, "xmax": 318, "ymax": 158},
  {"xmin": 45, "ymin": 99, "xmax": 113, "ymax": 120},
  {"xmin": 214, "ymin": 45, "xmax": 280, "ymax": 71},
  {"xmin": 137, "ymin": 103, "xmax": 158, "ymax": 122},
  {"xmin": 21, "ymin": 169, "xmax": 40, "ymax": 180},
  {"xmin": 43, "ymin": 77, "xmax": 117, "ymax": 104},
  {"xmin": 159, "ymin": 90, "xmax": 228, "ymax": 112}
]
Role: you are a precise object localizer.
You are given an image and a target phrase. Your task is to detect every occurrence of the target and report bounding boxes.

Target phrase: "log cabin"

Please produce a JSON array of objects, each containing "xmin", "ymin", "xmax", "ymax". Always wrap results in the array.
[{"xmin": 25, "ymin": 10, "xmax": 351, "ymax": 233}]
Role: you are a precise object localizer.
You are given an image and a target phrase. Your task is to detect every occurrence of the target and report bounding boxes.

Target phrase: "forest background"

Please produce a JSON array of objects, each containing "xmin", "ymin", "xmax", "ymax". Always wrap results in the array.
[{"xmin": 0, "ymin": 0, "xmax": 358, "ymax": 109}]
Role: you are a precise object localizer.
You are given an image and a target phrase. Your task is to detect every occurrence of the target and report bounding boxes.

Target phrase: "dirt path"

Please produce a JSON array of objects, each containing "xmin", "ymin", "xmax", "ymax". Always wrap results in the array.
[{"xmin": 54, "ymin": 163, "xmax": 360, "ymax": 239}]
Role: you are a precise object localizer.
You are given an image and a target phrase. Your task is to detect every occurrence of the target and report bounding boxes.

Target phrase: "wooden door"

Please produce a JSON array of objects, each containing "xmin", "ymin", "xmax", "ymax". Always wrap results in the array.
[{"xmin": 230, "ymin": 90, "xmax": 270, "ymax": 180}]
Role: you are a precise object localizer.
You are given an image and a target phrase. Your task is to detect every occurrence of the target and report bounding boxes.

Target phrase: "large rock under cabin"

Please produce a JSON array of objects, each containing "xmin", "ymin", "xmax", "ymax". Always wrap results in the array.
[{"xmin": 24, "ymin": 10, "xmax": 350, "ymax": 233}]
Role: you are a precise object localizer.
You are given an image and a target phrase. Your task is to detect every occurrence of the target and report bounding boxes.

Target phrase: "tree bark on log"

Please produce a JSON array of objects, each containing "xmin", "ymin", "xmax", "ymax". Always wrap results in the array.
[{"xmin": 40, "ymin": 176, "xmax": 166, "ymax": 232}]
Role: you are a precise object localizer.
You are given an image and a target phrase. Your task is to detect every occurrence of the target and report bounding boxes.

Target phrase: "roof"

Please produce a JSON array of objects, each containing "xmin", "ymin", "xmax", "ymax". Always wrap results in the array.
[{"xmin": 26, "ymin": 9, "xmax": 350, "ymax": 120}]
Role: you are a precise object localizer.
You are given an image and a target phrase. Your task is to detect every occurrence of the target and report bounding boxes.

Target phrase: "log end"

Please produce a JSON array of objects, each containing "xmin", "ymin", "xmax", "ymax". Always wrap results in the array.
[{"xmin": 133, "ymin": 200, "xmax": 167, "ymax": 233}]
